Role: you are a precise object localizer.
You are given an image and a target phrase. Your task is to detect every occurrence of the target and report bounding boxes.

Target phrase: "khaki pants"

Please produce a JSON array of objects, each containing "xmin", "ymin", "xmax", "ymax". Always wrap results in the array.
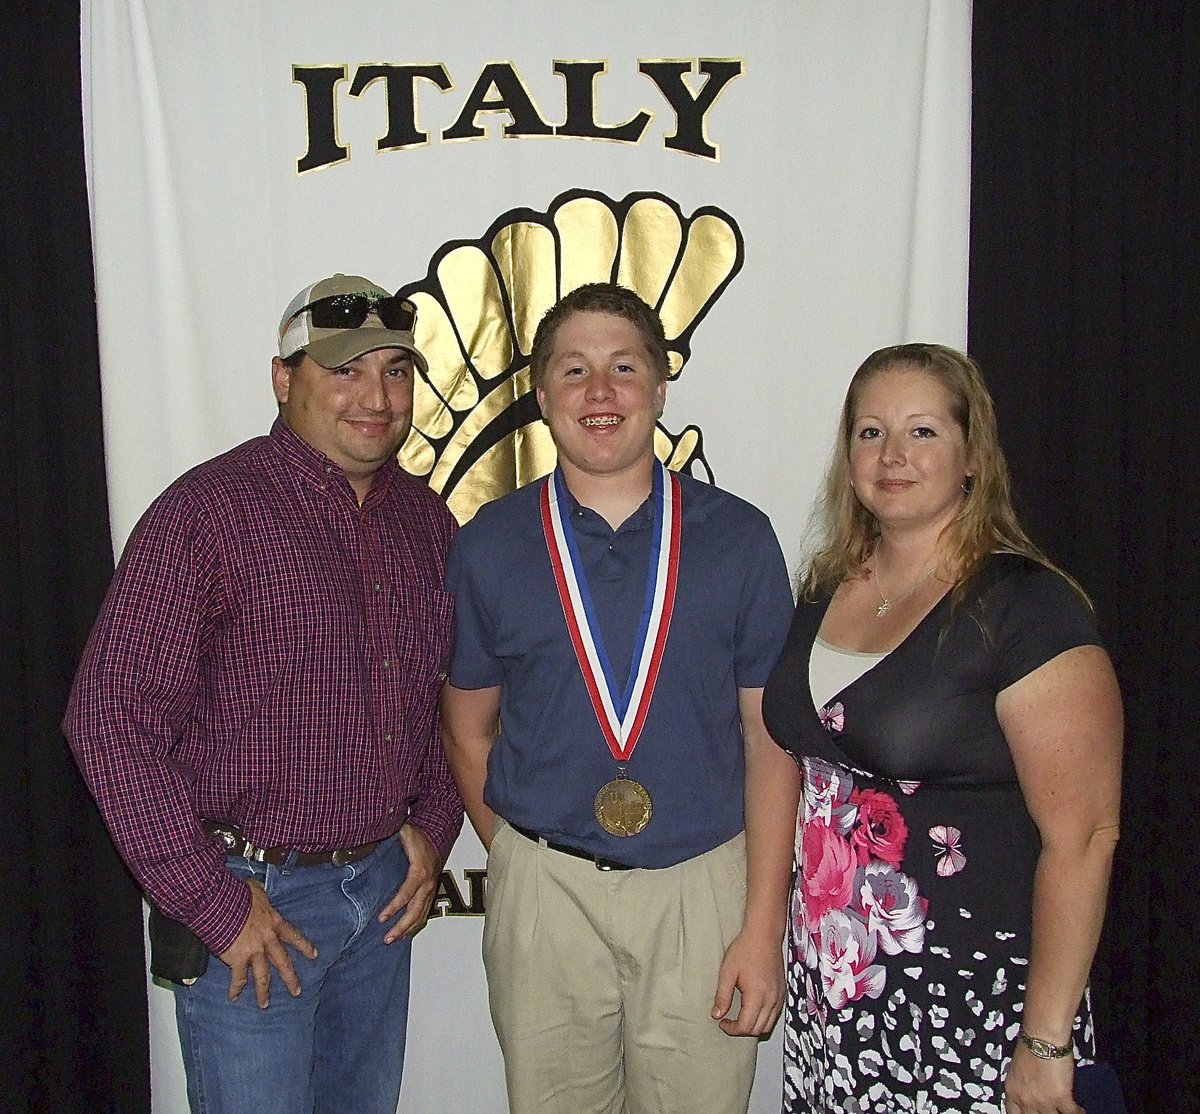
[{"xmin": 483, "ymin": 823, "xmax": 758, "ymax": 1114}]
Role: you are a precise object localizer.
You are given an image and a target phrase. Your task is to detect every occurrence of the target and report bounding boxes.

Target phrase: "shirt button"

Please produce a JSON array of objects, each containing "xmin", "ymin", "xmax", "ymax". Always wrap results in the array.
[
  {"xmin": 384, "ymin": 732, "xmax": 393, "ymax": 742},
  {"xmin": 608, "ymin": 543, "xmax": 615, "ymax": 552},
  {"xmin": 387, "ymin": 805, "xmax": 395, "ymax": 815},
  {"xmin": 319, "ymin": 483, "xmax": 328, "ymax": 491},
  {"xmin": 374, "ymin": 581, "xmax": 382, "ymax": 592},
  {"xmin": 381, "ymin": 659, "xmax": 390, "ymax": 669}
]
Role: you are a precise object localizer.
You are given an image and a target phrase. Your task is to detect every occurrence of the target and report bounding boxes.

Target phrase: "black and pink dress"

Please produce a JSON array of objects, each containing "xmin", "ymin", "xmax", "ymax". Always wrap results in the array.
[{"xmin": 763, "ymin": 554, "xmax": 1101, "ymax": 1112}]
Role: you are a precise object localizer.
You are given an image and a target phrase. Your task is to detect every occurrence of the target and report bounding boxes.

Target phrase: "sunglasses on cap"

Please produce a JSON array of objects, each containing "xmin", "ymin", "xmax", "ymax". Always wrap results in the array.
[{"xmin": 290, "ymin": 292, "xmax": 417, "ymax": 332}]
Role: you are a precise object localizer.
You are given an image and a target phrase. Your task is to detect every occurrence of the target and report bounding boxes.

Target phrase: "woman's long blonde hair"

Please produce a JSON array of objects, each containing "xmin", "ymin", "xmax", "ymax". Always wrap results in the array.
[{"xmin": 800, "ymin": 343, "xmax": 1084, "ymax": 605}]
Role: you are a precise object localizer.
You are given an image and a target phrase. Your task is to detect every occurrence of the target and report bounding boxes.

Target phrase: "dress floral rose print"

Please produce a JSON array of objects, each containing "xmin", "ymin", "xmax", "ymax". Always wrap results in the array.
[
  {"xmin": 762, "ymin": 556, "xmax": 1102, "ymax": 1112},
  {"xmin": 795, "ymin": 754, "xmax": 928, "ymax": 1014}
]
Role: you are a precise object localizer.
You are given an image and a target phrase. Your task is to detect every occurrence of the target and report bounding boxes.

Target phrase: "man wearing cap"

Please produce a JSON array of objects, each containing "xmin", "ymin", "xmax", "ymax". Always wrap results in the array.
[
  {"xmin": 65, "ymin": 275, "xmax": 461, "ymax": 1114},
  {"xmin": 441, "ymin": 283, "xmax": 800, "ymax": 1113}
]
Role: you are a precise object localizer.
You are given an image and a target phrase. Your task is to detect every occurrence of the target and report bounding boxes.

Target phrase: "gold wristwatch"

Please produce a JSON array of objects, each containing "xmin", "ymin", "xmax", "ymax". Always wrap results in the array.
[{"xmin": 1018, "ymin": 1030, "xmax": 1073, "ymax": 1060}]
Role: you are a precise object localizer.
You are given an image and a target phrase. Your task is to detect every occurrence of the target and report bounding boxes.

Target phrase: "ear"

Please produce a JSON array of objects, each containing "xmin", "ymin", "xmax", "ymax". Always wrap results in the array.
[
  {"xmin": 535, "ymin": 384, "xmax": 547, "ymax": 421},
  {"xmin": 655, "ymin": 378, "xmax": 667, "ymax": 419},
  {"xmin": 271, "ymin": 356, "xmax": 292, "ymax": 405}
]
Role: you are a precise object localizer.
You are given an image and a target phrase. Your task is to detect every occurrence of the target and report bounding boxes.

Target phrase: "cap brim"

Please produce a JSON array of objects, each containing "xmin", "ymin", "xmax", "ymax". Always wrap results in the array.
[{"xmin": 303, "ymin": 331, "xmax": 429, "ymax": 376}]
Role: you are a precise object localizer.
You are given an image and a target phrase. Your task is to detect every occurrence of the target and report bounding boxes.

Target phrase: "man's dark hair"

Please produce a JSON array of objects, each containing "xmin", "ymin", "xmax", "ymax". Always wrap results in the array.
[{"xmin": 529, "ymin": 283, "xmax": 670, "ymax": 387}]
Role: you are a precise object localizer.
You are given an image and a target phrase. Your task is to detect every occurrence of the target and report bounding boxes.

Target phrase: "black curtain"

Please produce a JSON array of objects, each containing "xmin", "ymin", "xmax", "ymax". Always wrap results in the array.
[
  {"xmin": 4, "ymin": 4, "xmax": 1191, "ymax": 1113},
  {"xmin": 969, "ymin": 6, "xmax": 1197, "ymax": 1109},
  {"xmin": 0, "ymin": 2, "xmax": 150, "ymax": 1111}
]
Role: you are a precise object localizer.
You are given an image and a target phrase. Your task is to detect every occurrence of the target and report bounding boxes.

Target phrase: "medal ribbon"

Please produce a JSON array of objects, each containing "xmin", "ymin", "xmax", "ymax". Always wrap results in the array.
[{"xmin": 541, "ymin": 461, "xmax": 681, "ymax": 763}]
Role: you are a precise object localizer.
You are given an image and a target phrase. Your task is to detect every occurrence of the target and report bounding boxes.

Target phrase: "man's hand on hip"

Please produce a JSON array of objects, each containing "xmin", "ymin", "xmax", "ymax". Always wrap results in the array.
[
  {"xmin": 218, "ymin": 877, "xmax": 317, "ymax": 1007},
  {"xmin": 379, "ymin": 823, "xmax": 442, "ymax": 943}
]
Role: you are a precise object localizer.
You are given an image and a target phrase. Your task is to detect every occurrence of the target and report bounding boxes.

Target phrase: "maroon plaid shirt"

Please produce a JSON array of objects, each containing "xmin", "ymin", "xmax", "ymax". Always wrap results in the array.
[{"xmin": 65, "ymin": 418, "xmax": 462, "ymax": 953}]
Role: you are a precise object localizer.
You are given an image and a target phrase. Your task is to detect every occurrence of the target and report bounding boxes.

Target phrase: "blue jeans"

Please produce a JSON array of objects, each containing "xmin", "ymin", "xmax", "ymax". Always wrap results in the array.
[{"xmin": 174, "ymin": 836, "xmax": 412, "ymax": 1114}]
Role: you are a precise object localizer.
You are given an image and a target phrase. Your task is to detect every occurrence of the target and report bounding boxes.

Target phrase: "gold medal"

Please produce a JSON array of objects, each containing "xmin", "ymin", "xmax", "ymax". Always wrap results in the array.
[{"xmin": 594, "ymin": 776, "xmax": 653, "ymax": 837}]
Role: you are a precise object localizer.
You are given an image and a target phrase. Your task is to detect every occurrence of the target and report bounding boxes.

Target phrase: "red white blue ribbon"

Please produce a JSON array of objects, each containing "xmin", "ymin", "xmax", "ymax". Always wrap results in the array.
[{"xmin": 540, "ymin": 461, "xmax": 681, "ymax": 763}]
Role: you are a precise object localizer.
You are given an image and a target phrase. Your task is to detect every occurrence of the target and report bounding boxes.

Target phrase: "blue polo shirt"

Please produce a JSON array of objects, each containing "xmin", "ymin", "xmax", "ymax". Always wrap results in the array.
[{"xmin": 445, "ymin": 469, "xmax": 793, "ymax": 868}]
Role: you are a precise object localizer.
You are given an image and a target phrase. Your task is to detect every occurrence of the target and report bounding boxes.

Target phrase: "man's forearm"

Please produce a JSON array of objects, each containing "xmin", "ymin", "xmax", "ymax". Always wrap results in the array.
[
  {"xmin": 444, "ymin": 733, "xmax": 497, "ymax": 849},
  {"xmin": 65, "ymin": 700, "xmax": 253, "ymax": 952},
  {"xmin": 742, "ymin": 749, "xmax": 800, "ymax": 940},
  {"xmin": 440, "ymin": 683, "xmax": 502, "ymax": 850},
  {"xmin": 739, "ymin": 690, "xmax": 801, "ymax": 942}
]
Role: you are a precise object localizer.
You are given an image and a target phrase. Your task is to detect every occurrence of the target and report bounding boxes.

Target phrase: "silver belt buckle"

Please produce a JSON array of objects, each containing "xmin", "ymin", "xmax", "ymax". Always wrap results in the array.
[
  {"xmin": 214, "ymin": 825, "xmax": 263, "ymax": 861},
  {"xmin": 214, "ymin": 827, "xmax": 241, "ymax": 854}
]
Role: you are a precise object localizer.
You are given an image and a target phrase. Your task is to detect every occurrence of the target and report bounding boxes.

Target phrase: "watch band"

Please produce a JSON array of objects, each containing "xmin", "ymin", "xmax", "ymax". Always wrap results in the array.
[{"xmin": 1018, "ymin": 1030, "xmax": 1073, "ymax": 1060}]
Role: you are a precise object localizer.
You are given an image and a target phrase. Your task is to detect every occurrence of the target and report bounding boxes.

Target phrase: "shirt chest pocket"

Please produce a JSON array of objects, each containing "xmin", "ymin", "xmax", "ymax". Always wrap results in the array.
[{"xmin": 387, "ymin": 582, "xmax": 455, "ymax": 687}]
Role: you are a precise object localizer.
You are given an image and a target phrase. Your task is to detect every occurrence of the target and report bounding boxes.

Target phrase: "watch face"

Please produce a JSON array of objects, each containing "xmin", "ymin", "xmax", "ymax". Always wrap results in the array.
[{"xmin": 1020, "ymin": 1033, "xmax": 1071, "ymax": 1059}]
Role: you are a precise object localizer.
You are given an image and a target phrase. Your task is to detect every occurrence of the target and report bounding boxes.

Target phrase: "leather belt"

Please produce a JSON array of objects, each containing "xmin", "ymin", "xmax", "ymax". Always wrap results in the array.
[
  {"xmin": 204, "ymin": 821, "xmax": 382, "ymax": 868},
  {"xmin": 508, "ymin": 822, "xmax": 634, "ymax": 872}
]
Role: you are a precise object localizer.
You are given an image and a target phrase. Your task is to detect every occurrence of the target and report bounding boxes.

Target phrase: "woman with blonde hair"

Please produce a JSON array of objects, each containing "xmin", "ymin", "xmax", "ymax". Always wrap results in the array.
[{"xmin": 763, "ymin": 344, "xmax": 1123, "ymax": 1113}]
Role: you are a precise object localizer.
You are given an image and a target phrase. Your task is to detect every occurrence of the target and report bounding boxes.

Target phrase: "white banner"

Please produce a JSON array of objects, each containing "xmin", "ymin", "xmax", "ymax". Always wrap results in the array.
[{"xmin": 83, "ymin": 3, "xmax": 970, "ymax": 1110}]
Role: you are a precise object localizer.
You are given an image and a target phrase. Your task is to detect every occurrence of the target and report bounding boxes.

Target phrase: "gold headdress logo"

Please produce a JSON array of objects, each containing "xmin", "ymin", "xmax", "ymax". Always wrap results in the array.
[{"xmin": 398, "ymin": 189, "xmax": 744, "ymax": 523}]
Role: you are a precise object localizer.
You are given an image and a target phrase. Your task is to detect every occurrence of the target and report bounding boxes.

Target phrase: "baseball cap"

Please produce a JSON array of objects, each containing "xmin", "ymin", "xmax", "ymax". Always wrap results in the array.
[{"xmin": 277, "ymin": 274, "xmax": 428, "ymax": 373}]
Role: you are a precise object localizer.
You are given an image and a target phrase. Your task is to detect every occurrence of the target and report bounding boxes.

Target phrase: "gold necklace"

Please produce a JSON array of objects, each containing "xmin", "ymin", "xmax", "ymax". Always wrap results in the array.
[{"xmin": 871, "ymin": 558, "xmax": 938, "ymax": 618}]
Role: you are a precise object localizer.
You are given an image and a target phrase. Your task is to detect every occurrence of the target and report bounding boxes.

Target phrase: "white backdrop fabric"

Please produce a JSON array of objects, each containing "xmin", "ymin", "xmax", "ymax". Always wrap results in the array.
[{"xmin": 83, "ymin": 3, "xmax": 970, "ymax": 1110}]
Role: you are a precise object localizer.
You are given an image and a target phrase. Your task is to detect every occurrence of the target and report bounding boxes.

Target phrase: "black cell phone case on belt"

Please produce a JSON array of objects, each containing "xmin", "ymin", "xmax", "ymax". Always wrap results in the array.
[{"xmin": 148, "ymin": 903, "xmax": 210, "ymax": 983}]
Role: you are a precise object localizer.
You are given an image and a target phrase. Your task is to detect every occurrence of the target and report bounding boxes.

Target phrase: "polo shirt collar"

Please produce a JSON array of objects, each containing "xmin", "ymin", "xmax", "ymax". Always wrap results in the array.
[
  {"xmin": 553, "ymin": 465, "xmax": 714, "ymax": 532},
  {"xmin": 555, "ymin": 467, "xmax": 656, "ymax": 536}
]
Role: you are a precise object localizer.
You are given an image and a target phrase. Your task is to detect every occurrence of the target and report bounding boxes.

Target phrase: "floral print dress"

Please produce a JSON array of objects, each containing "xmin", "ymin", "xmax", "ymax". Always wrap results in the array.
[{"xmin": 762, "ymin": 555, "xmax": 1101, "ymax": 1113}]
